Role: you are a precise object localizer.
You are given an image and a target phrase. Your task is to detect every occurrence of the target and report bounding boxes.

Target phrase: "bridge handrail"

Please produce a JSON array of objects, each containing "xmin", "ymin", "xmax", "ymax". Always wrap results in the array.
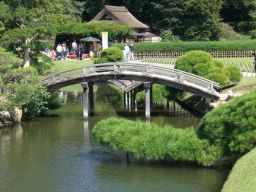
[{"xmin": 41, "ymin": 62, "xmax": 220, "ymax": 91}]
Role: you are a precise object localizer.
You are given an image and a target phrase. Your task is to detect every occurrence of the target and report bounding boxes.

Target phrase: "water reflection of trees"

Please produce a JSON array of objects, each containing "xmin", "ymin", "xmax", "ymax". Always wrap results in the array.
[
  {"xmin": 94, "ymin": 162, "xmax": 227, "ymax": 192},
  {"xmin": 96, "ymin": 84, "xmax": 123, "ymax": 109}
]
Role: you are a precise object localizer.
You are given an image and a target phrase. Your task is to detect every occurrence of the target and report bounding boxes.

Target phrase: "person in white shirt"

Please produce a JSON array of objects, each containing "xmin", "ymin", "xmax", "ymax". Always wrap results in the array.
[
  {"xmin": 56, "ymin": 44, "xmax": 63, "ymax": 60},
  {"xmin": 124, "ymin": 44, "xmax": 130, "ymax": 62},
  {"xmin": 72, "ymin": 41, "xmax": 77, "ymax": 51}
]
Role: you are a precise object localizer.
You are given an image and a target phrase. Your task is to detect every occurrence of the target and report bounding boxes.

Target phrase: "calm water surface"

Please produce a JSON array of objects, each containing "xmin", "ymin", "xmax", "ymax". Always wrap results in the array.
[{"xmin": 0, "ymin": 89, "xmax": 228, "ymax": 192}]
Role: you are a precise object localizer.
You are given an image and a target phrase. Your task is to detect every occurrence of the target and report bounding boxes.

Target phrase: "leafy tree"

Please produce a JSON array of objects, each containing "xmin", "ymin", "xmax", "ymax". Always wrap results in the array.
[
  {"xmin": 180, "ymin": 0, "xmax": 222, "ymax": 40},
  {"xmin": 149, "ymin": 0, "xmax": 185, "ymax": 33},
  {"xmin": 221, "ymin": 0, "xmax": 256, "ymax": 22},
  {"xmin": 197, "ymin": 92, "xmax": 256, "ymax": 157},
  {"xmin": 1, "ymin": 0, "xmax": 84, "ymax": 67}
]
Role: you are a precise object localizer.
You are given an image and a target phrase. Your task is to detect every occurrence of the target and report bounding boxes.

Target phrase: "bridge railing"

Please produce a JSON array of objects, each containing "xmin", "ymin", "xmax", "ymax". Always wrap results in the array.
[{"xmin": 41, "ymin": 62, "xmax": 219, "ymax": 94}]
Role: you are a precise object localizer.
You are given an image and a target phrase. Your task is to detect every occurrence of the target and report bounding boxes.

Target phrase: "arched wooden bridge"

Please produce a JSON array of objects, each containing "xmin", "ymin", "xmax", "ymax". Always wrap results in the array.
[
  {"xmin": 40, "ymin": 62, "xmax": 220, "ymax": 118},
  {"xmin": 41, "ymin": 62, "xmax": 220, "ymax": 98}
]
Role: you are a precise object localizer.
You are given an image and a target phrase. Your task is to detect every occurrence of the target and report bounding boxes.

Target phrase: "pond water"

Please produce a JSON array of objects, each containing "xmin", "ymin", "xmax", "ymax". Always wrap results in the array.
[{"xmin": 0, "ymin": 86, "xmax": 228, "ymax": 192}]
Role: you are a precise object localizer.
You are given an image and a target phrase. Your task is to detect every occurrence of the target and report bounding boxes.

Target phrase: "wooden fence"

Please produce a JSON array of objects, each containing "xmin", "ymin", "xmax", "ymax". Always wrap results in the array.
[{"xmin": 134, "ymin": 50, "xmax": 255, "ymax": 59}]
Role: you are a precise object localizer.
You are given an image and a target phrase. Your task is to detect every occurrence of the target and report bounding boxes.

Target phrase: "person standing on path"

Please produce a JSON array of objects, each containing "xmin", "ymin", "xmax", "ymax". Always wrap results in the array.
[
  {"xmin": 129, "ymin": 41, "xmax": 135, "ymax": 61},
  {"xmin": 124, "ymin": 44, "xmax": 130, "ymax": 62}
]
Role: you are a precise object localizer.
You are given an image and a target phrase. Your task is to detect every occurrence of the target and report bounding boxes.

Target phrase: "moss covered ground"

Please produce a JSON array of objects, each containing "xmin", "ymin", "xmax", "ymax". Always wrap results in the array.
[{"xmin": 221, "ymin": 148, "xmax": 256, "ymax": 192}]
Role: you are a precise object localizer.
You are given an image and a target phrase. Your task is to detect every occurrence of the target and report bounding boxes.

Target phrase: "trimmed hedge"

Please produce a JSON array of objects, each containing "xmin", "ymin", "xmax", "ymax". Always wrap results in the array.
[{"xmin": 113, "ymin": 40, "xmax": 256, "ymax": 52}]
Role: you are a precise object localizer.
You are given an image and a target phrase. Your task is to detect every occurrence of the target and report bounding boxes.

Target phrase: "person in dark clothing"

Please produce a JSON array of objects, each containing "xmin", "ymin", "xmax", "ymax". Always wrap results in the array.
[{"xmin": 77, "ymin": 43, "xmax": 84, "ymax": 60}]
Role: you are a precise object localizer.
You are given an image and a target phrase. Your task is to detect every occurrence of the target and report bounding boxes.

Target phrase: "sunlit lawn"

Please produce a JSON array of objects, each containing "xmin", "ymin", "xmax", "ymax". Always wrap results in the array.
[
  {"xmin": 50, "ymin": 59, "xmax": 94, "ymax": 73},
  {"xmin": 223, "ymin": 76, "xmax": 256, "ymax": 94},
  {"xmin": 50, "ymin": 59, "xmax": 93, "ymax": 92}
]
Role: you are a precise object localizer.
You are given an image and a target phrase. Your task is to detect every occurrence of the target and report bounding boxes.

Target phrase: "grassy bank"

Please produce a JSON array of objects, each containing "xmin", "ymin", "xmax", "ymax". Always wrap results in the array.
[{"xmin": 221, "ymin": 148, "xmax": 256, "ymax": 192}]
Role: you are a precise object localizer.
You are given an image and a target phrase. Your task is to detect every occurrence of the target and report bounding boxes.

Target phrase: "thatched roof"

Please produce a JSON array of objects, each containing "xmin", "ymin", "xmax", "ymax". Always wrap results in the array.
[{"xmin": 91, "ymin": 5, "xmax": 149, "ymax": 29}]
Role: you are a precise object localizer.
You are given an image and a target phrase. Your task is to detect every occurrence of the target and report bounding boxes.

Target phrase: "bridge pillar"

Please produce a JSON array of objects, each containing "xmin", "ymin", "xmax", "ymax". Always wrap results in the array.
[
  {"xmin": 124, "ymin": 92, "xmax": 129, "ymax": 110},
  {"xmin": 144, "ymin": 82, "xmax": 151, "ymax": 119},
  {"xmin": 89, "ymin": 82, "xmax": 94, "ymax": 116},
  {"xmin": 81, "ymin": 82, "xmax": 89, "ymax": 119},
  {"xmin": 128, "ymin": 91, "xmax": 132, "ymax": 112}
]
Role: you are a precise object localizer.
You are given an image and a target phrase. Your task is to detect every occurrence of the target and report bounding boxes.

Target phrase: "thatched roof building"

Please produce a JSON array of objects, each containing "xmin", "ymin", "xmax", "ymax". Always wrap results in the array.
[{"xmin": 91, "ymin": 5, "xmax": 148, "ymax": 30}]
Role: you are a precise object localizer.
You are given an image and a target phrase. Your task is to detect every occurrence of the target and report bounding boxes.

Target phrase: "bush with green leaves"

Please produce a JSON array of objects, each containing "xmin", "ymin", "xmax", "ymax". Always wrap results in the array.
[
  {"xmin": 175, "ymin": 51, "xmax": 242, "ymax": 85},
  {"xmin": 94, "ymin": 47, "xmax": 123, "ymax": 64},
  {"xmin": 93, "ymin": 118, "xmax": 221, "ymax": 166},
  {"xmin": 197, "ymin": 92, "xmax": 256, "ymax": 157},
  {"xmin": 7, "ymin": 83, "xmax": 50, "ymax": 119}
]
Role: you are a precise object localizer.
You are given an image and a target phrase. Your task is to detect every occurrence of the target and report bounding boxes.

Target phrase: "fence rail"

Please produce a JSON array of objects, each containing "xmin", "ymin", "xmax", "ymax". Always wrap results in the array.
[{"xmin": 134, "ymin": 50, "xmax": 255, "ymax": 59}]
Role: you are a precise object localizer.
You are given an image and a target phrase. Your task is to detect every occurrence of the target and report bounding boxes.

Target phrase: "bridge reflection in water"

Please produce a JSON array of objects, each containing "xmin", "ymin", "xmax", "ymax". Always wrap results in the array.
[{"xmin": 41, "ymin": 62, "xmax": 220, "ymax": 119}]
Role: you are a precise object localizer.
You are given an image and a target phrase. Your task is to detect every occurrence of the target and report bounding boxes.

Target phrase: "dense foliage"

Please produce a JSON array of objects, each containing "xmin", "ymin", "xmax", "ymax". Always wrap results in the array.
[
  {"xmin": 197, "ymin": 92, "xmax": 256, "ymax": 157},
  {"xmin": 175, "ymin": 51, "xmax": 242, "ymax": 85},
  {"xmin": 0, "ymin": 47, "xmax": 62, "ymax": 119},
  {"xmin": 93, "ymin": 118, "xmax": 221, "ymax": 166},
  {"xmin": 94, "ymin": 47, "xmax": 123, "ymax": 64},
  {"xmin": 113, "ymin": 40, "xmax": 256, "ymax": 52}
]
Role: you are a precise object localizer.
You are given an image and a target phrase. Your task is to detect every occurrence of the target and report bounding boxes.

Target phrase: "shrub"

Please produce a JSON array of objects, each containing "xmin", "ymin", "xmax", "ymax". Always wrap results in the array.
[
  {"xmin": 93, "ymin": 118, "xmax": 221, "ymax": 166},
  {"xmin": 8, "ymin": 83, "xmax": 50, "ymax": 119},
  {"xmin": 175, "ymin": 51, "xmax": 241, "ymax": 85},
  {"xmin": 197, "ymin": 92, "xmax": 256, "ymax": 157},
  {"xmin": 224, "ymin": 66, "xmax": 242, "ymax": 82},
  {"xmin": 94, "ymin": 47, "xmax": 123, "ymax": 64}
]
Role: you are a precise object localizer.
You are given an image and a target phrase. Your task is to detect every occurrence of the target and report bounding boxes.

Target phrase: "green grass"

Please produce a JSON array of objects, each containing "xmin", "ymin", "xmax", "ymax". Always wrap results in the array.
[
  {"xmin": 222, "ymin": 76, "xmax": 256, "ymax": 94},
  {"xmin": 142, "ymin": 57, "xmax": 254, "ymax": 71},
  {"xmin": 221, "ymin": 148, "xmax": 256, "ymax": 192},
  {"xmin": 49, "ymin": 59, "xmax": 93, "ymax": 92},
  {"xmin": 50, "ymin": 59, "xmax": 93, "ymax": 74}
]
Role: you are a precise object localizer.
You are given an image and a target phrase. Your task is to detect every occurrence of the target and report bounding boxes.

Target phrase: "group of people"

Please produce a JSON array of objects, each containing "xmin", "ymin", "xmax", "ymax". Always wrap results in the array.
[
  {"xmin": 47, "ymin": 41, "xmax": 85, "ymax": 61},
  {"xmin": 55, "ymin": 43, "xmax": 69, "ymax": 60},
  {"xmin": 123, "ymin": 41, "xmax": 135, "ymax": 62},
  {"xmin": 70, "ymin": 41, "xmax": 85, "ymax": 60}
]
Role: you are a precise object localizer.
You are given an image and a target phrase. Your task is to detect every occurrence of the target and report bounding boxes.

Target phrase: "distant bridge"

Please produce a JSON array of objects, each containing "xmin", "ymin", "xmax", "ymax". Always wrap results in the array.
[{"xmin": 40, "ymin": 62, "xmax": 220, "ymax": 118}]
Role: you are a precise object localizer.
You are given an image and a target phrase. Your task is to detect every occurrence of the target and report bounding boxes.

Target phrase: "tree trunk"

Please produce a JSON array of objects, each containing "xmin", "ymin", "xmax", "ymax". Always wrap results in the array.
[{"xmin": 23, "ymin": 38, "xmax": 31, "ymax": 68}]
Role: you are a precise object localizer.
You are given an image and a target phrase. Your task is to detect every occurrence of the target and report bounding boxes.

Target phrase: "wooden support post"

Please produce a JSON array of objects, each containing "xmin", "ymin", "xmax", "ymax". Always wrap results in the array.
[
  {"xmin": 150, "ymin": 84, "xmax": 153, "ymax": 110},
  {"xmin": 144, "ymin": 82, "xmax": 151, "ymax": 119},
  {"xmin": 89, "ymin": 82, "xmax": 94, "ymax": 116},
  {"xmin": 128, "ymin": 91, "xmax": 132, "ymax": 112},
  {"xmin": 125, "ymin": 92, "xmax": 128, "ymax": 110},
  {"xmin": 81, "ymin": 82, "xmax": 89, "ymax": 119}
]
